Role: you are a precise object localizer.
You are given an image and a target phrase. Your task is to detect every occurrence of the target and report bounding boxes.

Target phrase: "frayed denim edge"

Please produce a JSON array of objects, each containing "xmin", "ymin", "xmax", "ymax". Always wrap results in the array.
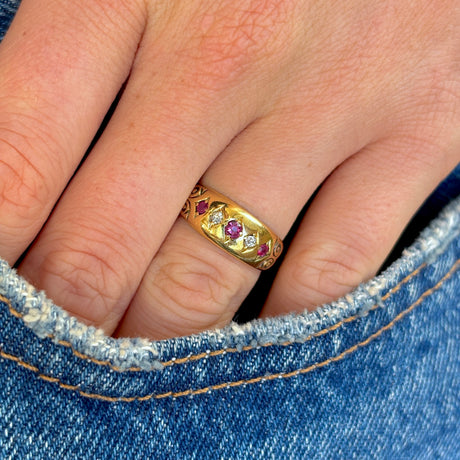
[{"xmin": 0, "ymin": 196, "xmax": 459, "ymax": 371}]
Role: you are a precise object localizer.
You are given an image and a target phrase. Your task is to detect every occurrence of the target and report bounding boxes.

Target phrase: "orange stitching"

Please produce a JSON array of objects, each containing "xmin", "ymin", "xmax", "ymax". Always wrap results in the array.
[
  {"xmin": 0, "ymin": 259, "xmax": 457, "ymax": 402},
  {"xmin": 0, "ymin": 262, "xmax": 428, "ymax": 372}
]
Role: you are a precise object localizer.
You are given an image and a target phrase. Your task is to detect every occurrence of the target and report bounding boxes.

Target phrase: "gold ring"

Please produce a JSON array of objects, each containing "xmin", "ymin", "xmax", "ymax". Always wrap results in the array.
[{"xmin": 181, "ymin": 184, "xmax": 283, "ymax": 270}]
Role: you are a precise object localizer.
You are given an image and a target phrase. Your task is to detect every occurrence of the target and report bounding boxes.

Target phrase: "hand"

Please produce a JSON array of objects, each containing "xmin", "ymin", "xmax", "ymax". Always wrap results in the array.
[{"xmin": 0, "ymin": 0, "xmax": 459, "ymax": 339}]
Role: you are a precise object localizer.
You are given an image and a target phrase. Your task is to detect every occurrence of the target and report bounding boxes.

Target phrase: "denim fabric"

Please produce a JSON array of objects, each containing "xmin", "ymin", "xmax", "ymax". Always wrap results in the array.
[
  {"xmin": 0, "ymin": 0, "xmax": 18, "ymax": 41},
  {"xmin": 0, "ymin": 187, "xmax": 459, "ymax": 460},
  {"xmin": 0, "ymin": 2, "xmax": 459, "ymax": 458}
]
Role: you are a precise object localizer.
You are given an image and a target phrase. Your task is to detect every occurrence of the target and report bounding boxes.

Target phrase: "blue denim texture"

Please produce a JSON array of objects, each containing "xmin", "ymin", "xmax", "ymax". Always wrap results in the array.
[
  {"xmin": 0, "ymin": 0, "xmax": 18, "ymax": 41},
  {"xmin": 0, "ymin": 2, "xmax": 459, "ymax": 458}
]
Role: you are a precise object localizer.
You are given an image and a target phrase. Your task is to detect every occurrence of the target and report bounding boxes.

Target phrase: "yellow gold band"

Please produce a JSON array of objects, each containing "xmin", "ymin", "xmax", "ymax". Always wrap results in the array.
[{"xmin": 181, "ymin": 184, "xmax": 283, "ymax": 270}]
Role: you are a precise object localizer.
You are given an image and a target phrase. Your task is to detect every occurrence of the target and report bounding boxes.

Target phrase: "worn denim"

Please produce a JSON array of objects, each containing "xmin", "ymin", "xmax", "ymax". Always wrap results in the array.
[{"xmin": 0, "ymin": 2, "xmax": 459, "ymax": 458}]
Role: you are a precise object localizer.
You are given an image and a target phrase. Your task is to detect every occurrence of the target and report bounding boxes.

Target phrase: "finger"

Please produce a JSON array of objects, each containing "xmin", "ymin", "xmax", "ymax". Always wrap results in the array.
[
  {"xmin": 0, "ymin": 0, "xmax": 145, "ymax": 263},
  {"xmin": 115, "ymin": 104, "xmax": 369, "ymax": 340},
  {"xmin": 261, "ymin": 135, "xmax": 460, "ymax": 317},
  {"xmin": 18, "ymin": 0, "xmax": 315, "ymax": 334},
  {"xmin": 17, "ymin": 7, "xmax": 285, "ymax": 333}
]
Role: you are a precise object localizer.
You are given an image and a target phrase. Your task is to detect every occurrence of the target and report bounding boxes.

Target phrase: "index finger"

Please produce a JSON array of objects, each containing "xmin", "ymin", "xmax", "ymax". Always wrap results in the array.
[{"xmin": 0, "ymin": 0, "xmax": 145, "ymax": 263}]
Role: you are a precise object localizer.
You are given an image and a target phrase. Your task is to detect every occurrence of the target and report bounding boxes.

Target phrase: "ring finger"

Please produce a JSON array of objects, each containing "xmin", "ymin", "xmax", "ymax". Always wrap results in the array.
[{"xmin": 116, "ymin": 105, "xmax": 368, "ymax": 339}]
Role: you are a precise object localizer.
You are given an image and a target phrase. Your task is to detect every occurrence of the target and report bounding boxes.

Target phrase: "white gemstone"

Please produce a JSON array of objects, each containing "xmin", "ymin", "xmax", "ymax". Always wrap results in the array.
[
  {"xmin": 244, "ymin": 235, "xmax": 257, "ymax": 248},
  {"xmin": 209, "ymin": 211, "xmax": 223, "ymax": 224}
]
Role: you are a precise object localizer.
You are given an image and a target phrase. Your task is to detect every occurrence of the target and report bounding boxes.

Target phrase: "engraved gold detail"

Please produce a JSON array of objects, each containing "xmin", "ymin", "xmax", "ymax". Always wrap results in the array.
[{"xmin": 181, "ymin": 184, "xmax": 283, "ymax": 270}]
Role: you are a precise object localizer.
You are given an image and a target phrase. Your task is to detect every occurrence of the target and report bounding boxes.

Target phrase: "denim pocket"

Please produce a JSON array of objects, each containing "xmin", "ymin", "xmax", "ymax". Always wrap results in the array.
[{"xmin": 0, "ymin": 196, "xmax": 459, "ymax": 459}]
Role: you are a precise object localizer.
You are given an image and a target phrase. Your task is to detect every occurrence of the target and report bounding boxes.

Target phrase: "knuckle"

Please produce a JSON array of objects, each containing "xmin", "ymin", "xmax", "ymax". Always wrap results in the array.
[
  {"xmin": 0, "ymin": 132, "xmax": 50, "ymax": 229},
  {"xmin": 36, "ymin": 232, "xmax": 129, "ymax": 328},
  {"xmin": 80, "ymin": 0, "xmax": 147, "ymax": 41},
  {"xmin": 184, "ymin": 0, "xmax": 295, "ymax": 87},
  {"xmin": 394, "ymin": 72, "xmax": 460, "ymax": 161},
  {"xmin": 287, "ymin": 243, "xmax": 367, "ymax": 307},
  {"xmin": 412, "ymin": 65, "xmax": 460, "ymax": 127},
  {"xmin": 397, "ymin": 11, "xmax": 460, "ymax": 129},
  {"xmin": 149, "ymin": 248, "xmax": 246, "ymax": 330}
]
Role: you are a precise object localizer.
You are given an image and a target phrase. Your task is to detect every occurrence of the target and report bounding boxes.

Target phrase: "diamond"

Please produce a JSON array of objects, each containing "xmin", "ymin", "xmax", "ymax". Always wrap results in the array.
[
  {"xmin": 225, "ymin": 220, "xmax": 243, "ymax": 240},
  {"xmin": 257, "ymin": 243, "xmax": 269, "ymax": 257},
  {"xmin": 209, "ymin": 210, "xmax": 223, "ymax": 225},
  {"xmin": 244, "ymin": 235, "xmax": 257, "ymax": 248},
  {"xmin": 196, "ymin": 200, "xmax": 209, "ymax": 215}
]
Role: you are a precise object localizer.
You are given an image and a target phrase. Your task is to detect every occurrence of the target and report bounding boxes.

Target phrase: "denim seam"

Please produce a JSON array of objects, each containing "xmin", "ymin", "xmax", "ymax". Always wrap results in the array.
[
  {"xmin": 0, "ymin": 261, "xmax": 428, "ymax": 372},
  {"xmin": 0, "ymin": 258, "xmax": 457, "ymax": 402}
]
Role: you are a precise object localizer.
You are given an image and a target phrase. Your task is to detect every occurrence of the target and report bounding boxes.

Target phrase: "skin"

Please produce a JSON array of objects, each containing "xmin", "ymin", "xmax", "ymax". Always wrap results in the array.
[{"xmin": 0, "ymin": 0, "xmax": 458, "ymax": 339}]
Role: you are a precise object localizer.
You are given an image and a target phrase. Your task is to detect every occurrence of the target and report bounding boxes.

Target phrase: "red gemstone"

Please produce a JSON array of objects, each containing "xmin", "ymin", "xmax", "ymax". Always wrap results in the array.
[
  {"xmin": 257, "ymin": 243, "xmax": 269, "ymax": 257},
  {"xmin": 225, "ymin": 220, "xmax": 243, "ymax": 239},
  {"xmin": 196, "ymin": 200, "xmax": 209, "ymax": 215}
]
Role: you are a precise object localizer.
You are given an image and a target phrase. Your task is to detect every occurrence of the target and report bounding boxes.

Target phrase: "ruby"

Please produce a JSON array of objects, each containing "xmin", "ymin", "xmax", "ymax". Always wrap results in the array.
[
  {"xmin": 257, "ymin": 243, "xmax": 269, "ymax": 257},
  {"xmin": 196, "ymin": 200, "xmax": 209, "ymax": 215},
  {"xmin": 225, "ymin": 220, "xmax": 243, "ymax": 239}
]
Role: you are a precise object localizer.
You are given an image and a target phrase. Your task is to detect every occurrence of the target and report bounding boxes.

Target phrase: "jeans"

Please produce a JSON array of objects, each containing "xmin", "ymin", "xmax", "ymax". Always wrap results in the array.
[{"xmin": 0, "ymin": 2, "xmax": 459, "ymax": 458}]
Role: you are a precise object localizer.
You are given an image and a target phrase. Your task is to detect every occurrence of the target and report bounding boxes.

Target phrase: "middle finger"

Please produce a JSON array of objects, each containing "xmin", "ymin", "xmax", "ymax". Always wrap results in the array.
[{"xmin": 18, "ymin": 0, "xmax": 295, "ymax": 332}]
